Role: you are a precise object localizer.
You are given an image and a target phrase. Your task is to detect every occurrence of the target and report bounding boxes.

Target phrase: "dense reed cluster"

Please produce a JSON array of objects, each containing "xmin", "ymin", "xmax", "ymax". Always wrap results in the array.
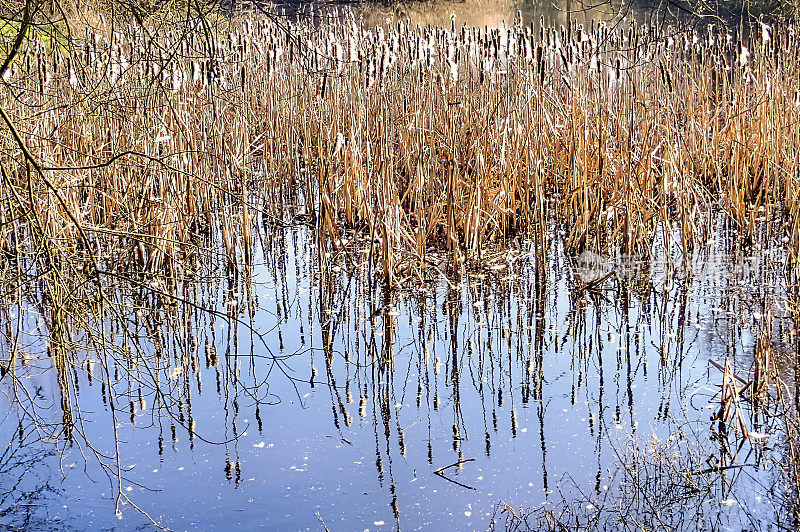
[{"xmin": 1, "ymin": 9, "xmax": 799, "ymax": 287}]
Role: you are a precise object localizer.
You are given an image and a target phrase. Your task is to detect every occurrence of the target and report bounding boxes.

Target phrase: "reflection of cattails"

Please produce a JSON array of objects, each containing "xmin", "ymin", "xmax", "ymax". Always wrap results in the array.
[
  {"xmin": 205, "ymin": 339, "xmax": 218, "ymax": 367},
  {"xmin": 511, "ymin": 408, "xmax": 517, "ymax": 436},
  {"xmin": 753, "ymin": 311, "xmax": 777, "ymax": 403},
  {"xmin": 359, "ymin": 395, "xmax": 367, "ymax": 417}
]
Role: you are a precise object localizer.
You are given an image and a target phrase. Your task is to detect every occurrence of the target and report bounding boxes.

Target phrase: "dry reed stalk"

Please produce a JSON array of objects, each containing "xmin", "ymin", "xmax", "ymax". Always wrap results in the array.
[
  {"xmin": 711, "ymin": 359, "xmax": 750, "ymax": 438},
  {"xmin": 752, "ymin": 309, "xmax": 778, "ymax": 404}
]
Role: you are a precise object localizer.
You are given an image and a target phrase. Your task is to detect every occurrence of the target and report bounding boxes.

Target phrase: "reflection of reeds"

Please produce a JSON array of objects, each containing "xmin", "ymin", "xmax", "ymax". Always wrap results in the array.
[
  {"xmin": 784, "ymin": 288, "xmax": 800, "ymax": 520},
  {"xmin": 710, "ymin": 358, "xmax": 750, "ymax": 437},
  {"xmin": 494, "ymin": 426, "xmax": 733, "ymax": 531},
  {"xmin": 752, "ymin": 309, "xmax": 778, "ymax": 404},
  {"xmin": 788, "ymin": 413, "xmax": 800, "ymax": 521}
]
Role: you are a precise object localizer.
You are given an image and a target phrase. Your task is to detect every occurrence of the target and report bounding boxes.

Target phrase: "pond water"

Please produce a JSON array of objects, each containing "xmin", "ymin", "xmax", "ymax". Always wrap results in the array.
[
  {"xmin": 1, "ymin": 212, "xmax": 792, "ymax": 529},
  {"xmin": 1, "ymin": 0, "xmax": 797, "ymax": 529}
]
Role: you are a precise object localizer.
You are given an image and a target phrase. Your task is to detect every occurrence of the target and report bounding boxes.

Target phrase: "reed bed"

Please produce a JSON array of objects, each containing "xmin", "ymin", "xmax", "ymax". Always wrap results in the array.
[{"xmin": 1, "ymin": 9, "xmax": 800, "ymax": 288}]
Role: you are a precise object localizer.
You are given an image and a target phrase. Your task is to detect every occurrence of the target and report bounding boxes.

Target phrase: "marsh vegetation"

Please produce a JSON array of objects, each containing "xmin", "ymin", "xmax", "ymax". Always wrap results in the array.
[{"xmin": 1, "ymin": 0, "xmax": 799, "ymax": 528}]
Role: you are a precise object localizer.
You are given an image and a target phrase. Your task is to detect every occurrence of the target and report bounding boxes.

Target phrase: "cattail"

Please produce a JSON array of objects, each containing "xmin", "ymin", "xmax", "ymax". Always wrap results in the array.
[
  {"xmin": 191, "ymin": 60, "xmax": 200, "ymax": 84},
  {"xmin": 379, "ymin": 46, "xmax": 388, "ymax": 83},
  {"xmin": 366, "ymin": 57, "xmax": 375, "ymax": 89},
  {"xmin": 333, "ymin": 132, "xmax": 345, "ymax": 157},
  {"xmin": 449, "ymin": 58, "xmax": 458, "ymax": 83},
  {"xmin": 109, "ymin": 57, "xmax": 119, "ymax": 86},
  {"xmin": 447, "ymin": 41, "xmax": 458, "ymax": 83},
  {"xmin": 347, "ymin": 33, "xmax": 358, "ymax": 63},
  {"xmin": 335, "ymin": 41, "xmax": 343, "ymax": 65},
  {"xmin": 68, "ymin": 58, "xmax": 78, "ymax": 88},
  {"xmin": 172, "ymin": 62, "xmax": 182, "ymax": 92},
  {"xmin": 739, "ymin": 45, "xmax": 749, "ymax": 66},
  {"xmin": 761, "ymin": 22, "xmax": 772, "ymax": 46},
  {"xmin": 525, "ymin": 35, "xmax": 532, "ymax": 63}
]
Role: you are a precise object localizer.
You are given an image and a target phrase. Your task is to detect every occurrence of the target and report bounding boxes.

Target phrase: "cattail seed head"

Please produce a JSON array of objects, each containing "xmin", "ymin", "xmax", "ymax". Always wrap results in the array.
[{"xmin": 739, "ymin": 45, "xmax": 749, "ymax": 66}]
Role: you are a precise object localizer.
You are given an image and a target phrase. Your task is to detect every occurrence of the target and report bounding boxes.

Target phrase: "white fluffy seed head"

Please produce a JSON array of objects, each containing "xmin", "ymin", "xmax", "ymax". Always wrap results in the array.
[
  {"xmin": 348, "ymin": 35, "xmax": 357, "ymax": 62},
  {"xmin": 68, "ymin": 63, "xmax": 77, "ymax": 87},
  {"xmin": 761, "ymin": 23, "xmax": 771, "ymax": 44},
  {"xmin": 449, "ymin": 59, "xmax": 458, "ymax": 83},
  {"xmin": 172, "ymin": 64, "xmax": 181, "ymax": 92},
  {"xmin": 333, "ymin": 132, "xmax": 345, "ymax": 156}
]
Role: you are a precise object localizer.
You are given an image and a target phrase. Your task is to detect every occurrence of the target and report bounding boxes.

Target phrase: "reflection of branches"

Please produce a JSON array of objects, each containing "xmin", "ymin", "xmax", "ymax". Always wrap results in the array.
[
  {"xmin": 433, "ymin": 457, "xmax": 477, "ymax": 490},
  {"xmin": 0, "ymin": 420, "xmax": 60, "ymax": 529}
]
